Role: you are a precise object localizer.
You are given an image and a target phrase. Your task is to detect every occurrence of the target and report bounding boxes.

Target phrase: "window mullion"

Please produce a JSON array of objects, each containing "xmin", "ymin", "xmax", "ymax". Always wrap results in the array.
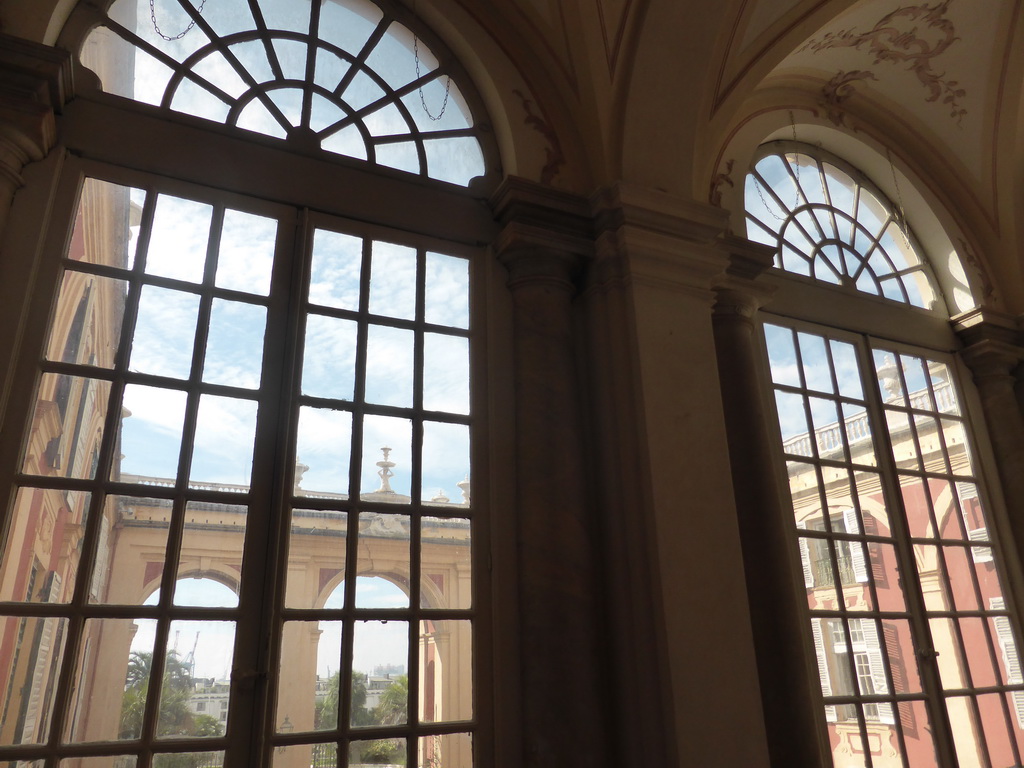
[
  {"xmin": 855, "ymin": 335, "xmax": 960, "ymax": 765},
  {"xmin": 227, "ymin": 205, "xmax": 303, "ymax": 768}
]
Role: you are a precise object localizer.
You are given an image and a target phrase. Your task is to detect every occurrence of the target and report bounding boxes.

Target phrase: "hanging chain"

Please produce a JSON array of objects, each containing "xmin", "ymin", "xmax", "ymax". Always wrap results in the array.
[
  {"xmin": 150, "ymin": 0, "xmax": 206, "ymax": 41},
  {"xmin": 753, "ymin": 112, "xmax": 802, "ymax": 223},
  {"xmin": 411, "ymin": 0, "xmax": 451, "ymax": 121},
  {"xmin": 413, "ymin": 35, "xmax": 451, "ymax": 121},
  {"xmin": 887, "ymin": 148, "xmax": 913, "ymax": 250}
]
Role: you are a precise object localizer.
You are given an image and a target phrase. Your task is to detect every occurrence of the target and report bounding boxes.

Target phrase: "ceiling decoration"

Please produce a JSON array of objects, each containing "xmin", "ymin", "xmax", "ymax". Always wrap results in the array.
[
  {"xmin": 820, "ymin": 69, "xmax": 877, "ymax": 126},
  {"xmin": 801, "ymin": 0, "xmax": 966, "ymax": 122}
]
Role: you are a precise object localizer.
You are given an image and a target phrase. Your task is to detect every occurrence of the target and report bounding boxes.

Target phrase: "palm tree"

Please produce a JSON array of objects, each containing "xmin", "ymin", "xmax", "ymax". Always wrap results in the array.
[
  {"xmin": 374, "ymin": 675, "xmax": 408, "ymax": 725},
  {"xmin": 119, "ymin": 650, "xmax": 219, "ymax": 740}
]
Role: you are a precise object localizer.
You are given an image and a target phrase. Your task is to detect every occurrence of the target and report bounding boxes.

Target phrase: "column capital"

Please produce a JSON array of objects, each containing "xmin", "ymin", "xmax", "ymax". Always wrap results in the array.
[
  {"xmin": 951, "ymin": 308, "xmax": 1024, "ymax": 379},
  {"xmin": 490, "ymin": 175, "xmax": 593, "ymax": 288},
  {"xmin": 712, "ymin": 236, "xmax": 777, "ymax": 321},
  {"xmin": 589, "ymin": 181, "xmax": 731, "ymax": 297},
  {"xmin": 0, "ymin": 34, "xmax": 74, "ymax": 164}
]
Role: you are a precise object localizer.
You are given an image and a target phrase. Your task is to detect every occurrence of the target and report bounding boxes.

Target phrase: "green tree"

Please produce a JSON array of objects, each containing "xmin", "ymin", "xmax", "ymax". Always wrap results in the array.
[
  {"xmin": 118, "ymin": 650, "xmax": 224, "ymax": 743},
  {"xmin": 315, "ymin": 671, "xmax": 372, "ymax": 729},
  {"xmin": 373, "ymin": 675, "xmax": 408, "ymax": 726}
]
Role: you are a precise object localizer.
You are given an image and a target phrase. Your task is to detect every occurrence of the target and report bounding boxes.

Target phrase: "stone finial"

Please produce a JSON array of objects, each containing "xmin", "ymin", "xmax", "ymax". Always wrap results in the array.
[
  {"xmin": 376, "ymin": 446, "xmax": 395, "ymax": 493},
  {"xmin": 456, "ymin": 475, "xmax": 470, "ymax": 505}
]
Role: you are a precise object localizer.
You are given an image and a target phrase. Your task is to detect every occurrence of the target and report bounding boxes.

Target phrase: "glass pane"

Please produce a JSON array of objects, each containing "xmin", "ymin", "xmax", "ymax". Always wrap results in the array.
[
  {"xmin": 943, "ymin": 545, "xmax": 980, "ymax": 611},
  {"xmin": 798, "ymin": 332, "xmax": 832, "ymax": 394},
  {"xmin": 425, "ymin": 252, "xmax": 469, "ymax": 329},
  {"xmin": 421, "ymin": 517, "xmax": 471, "ymax": 610},
  {"xmin": 900, "ymin": 476, "xmax": 936, "ymax": 539},
  {"xmin": 421, "ymin": 422, "xmax": 470, "ymax": 506},
  {"xmin": 418, "ymin": 732, "xmax": 472, "ymax": 768},
  {"xmin": 842, "ymin": 403, "xmax": 875, "ymax": 466},
  {"xmin": 977, "ymin": 691, "xmax": 1021, "ymax": 768},
  {"xmin": 870, "ymin": 542, "xmax": 906, "ymax": 612},
  {"xmin": 423, "ymin": 137, "xmax": 484, "ymax": 186},
  {"xmin": 203, "ymin": 298, "xmax": 266, "ymax": 388},
  {"xmin": 361, "ymin": 416, "xmax": 412, "ymax": 501},
  {"xmin": 932, "ymin": 618, "xmax": 968, "ymax": 689},
  {"xmin": 947, "ymin": 696, "xmax": 985, "ymax": 768},
  {"xmin": 60, "ymin": 757, "xmax": 138, "ymax": 768},
  {"xmin": 882, "ymin": 620, "xmax": 921, "ymax": 694},
  {"xmin": 419, "ymin": 619, "xmax": 472, "ymax": 723},
  {"xmin": 960, "ymin": 616, "xmax": 999, "ymax": 688},
  {"xmin": 309, "ymin": 229, "xmax": 362, "ymax": 311},
  {"xmin": 67, "ymin": 617, "xmax": 156, "ymax": 742},
  {"xmin": 275, "ymin": 743, "xmax": 336, "ymax": 767},
  {"xmin": 278, "ymin": 620, "xmax": 342, "ymax": 732},
  {"xmin": 286, "ymin": 509, "xmax": 347, "ymax": 609},
  {"xmin": 0, "ymin": 488, "xmax": 90, "ymax": 602},
  {"xmin": 295, "ymin": 407, "xmax": 352, "ymax": 496},
  {"xmin": 116, "ymin": 384, "xmax": 187, "ymax": 480},
  {"xmin": 144, "ymin": 195, "xmax": 213, "ymax": 283},
  {"xmin": 66, "ymin": 178, "xmax": 141, "ymax": 270},
  {"xmin": 829, "ymin": 340, "xmax": 863, "ymax": 400},
  {"xmin": 763, "ymin": 324, "xmax": 800, "ymax": 387},
  {"xmin": 0, "ymin": 614, "xmax": 69, "ymax": 743},
  {"xmin": 22, "ymin": 374, "xmax": 111, "ymax": 479},
  {"xmin": 189, "ymin": 395, "xmax": 258, "ymax": 490},
  {"xmin": 45, "ymin": 271, "xmax": 127, "ymax": 369},
  {"xmin": 369, "ymin": 241, "xmax": 416, "ymax": 321},
  {"xmin": 153, "ymin": 754, "xmax": 223, "ymax": 767},
  {"xmin": 129, "ymin": 286, "xmax": 200, "ymax": 379},
  {"xmin": 423, "ymin": 334, "xmax": 469, "ymax": 415},
  {"xmin": 302, "ymin": 314, "xmax": 357, "ymax": 401},
  {"xmin": 157, "ymin": 620, "xmax": 235, "ymax": 737},
  {"xmin": 364, "ymin": 324, "xmax": 414, "ymax": 408},
  {"xmin": 176, "ymin": 506, "xmax": 246, "ymax": 606},
  {"xmin": 350, "ymin": 738, "xmax": 406, "ymax": 766},
  {"xmin": 356, "ymin": 522, "xmax": 410, "ymax": 607},
  {"xmin": 89, "ymin": 495, "xmax": 171, "ymax": 605},
  {"xmin": 775, "ymin": 391, "xmax": 812, "ymax": 455},
  {"xmin": 352, "ymin": 620, "xmax": 408, "ymax": 726}
]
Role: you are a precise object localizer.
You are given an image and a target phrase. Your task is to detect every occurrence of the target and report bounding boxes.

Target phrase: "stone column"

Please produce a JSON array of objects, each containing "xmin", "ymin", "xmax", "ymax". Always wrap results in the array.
[
  {"xmin": 490, "ymin": 177, "xmax": 611, "ymax": 768},
  {"xmin": 711, "ymin": 235, "xmax": 826, "ymax": 768},
  {"xmin": 953, "ymin": 310, "xmax": 1024, "ymax": 560}
]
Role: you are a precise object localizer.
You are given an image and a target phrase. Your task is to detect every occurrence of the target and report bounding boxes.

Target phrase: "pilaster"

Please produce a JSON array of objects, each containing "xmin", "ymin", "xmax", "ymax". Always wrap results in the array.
[
  {"xmin": 587, "ymin": 182, "xmax": 772, "ymax": 768},
  {"xmin": 711, "ymin": 236, "xmax": 827, "ymax": 768},
  {"xmin": 490, "ymin": 177, "xmax": 610, "ymax": 768},
  {"xmin": 0, "ymin": 35, "xmax": 71, "ymax": 235},
  {"xmin": 952, "ymin": 309, "xmax": 1024, "ymax": 562}
]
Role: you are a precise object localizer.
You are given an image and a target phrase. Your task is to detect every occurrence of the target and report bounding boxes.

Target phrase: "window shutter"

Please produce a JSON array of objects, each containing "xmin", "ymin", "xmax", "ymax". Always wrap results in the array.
[
  {"xmin": 811, "ymin": 619, "xmax": 837, "ymax": 722},
  {"xmin": 861, "ymin": 619, "xmax": 894, "ymax": 724},
  {"xmin": 990, "ymin": 598, "xmax": 1024, "ymax": 727},
  {"xmin": 843, "ymin": 509, "xmax": 869, "ymax": 583},
  {"xmin": 882, "ymin": 622, "xmax": 914, "ymax": 730},
  {"xmin": 19, "ymin": 571, "xmax": 63, "ymax": 741},
  {"xmin": 797, "ymin": 522, "xmax": 814, "ymax": 588}
]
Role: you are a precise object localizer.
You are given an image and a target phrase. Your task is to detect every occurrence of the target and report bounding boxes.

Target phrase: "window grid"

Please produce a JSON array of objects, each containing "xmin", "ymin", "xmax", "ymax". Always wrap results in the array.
[
  {"xmin": 88, "ymin": 0, "xmax": 489, "ymax": 186},
  {"xmin": 745, "ymin": 143, "xmax": 939, "ymax": 309},
  {"xmin": 765, "ymin": 319, "xmax": 1024, "ymax": 768},
  {"xmin": 0, "ymin": 169, "xmax": 476, "ymax": 767}
]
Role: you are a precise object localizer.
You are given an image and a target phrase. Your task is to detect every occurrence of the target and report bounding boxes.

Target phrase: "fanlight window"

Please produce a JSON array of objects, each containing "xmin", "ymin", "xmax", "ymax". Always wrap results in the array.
[
  {"xmin": 84, "ymin": 0, "xmax": 486, "ymax": 185},
  {"xmin": 745, "ymin": 145, "xmax": 939, "ymax": 309}
]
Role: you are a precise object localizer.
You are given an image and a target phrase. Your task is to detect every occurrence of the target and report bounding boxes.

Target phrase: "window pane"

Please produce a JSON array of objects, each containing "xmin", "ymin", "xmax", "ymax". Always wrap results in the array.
[
  {"xmin": 45, "ymin": 271, "xmax": 127, "ymax": 369},
  {"xmin": 22, "ymin": 373, "xmax": 111, "ymax": 480},
  {"xmin": 144, "ymin": 196, "xmax": 212, "ymax": 283},
  {"xmin": 0, "ymin": 614, "xmax": 69, "ymax": 744}
]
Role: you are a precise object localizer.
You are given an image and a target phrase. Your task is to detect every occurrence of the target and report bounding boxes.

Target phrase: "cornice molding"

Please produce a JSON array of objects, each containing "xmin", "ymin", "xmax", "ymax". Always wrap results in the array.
[{"xmin": 0, "ymin": 35, "xmax": 74, "ymax": 167}]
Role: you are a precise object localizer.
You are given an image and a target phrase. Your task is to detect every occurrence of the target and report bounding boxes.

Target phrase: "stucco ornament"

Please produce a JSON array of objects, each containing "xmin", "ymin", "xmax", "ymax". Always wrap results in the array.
[{"xmin": 804, "ymin": 0, "xmax": 966, "ymax": 122}]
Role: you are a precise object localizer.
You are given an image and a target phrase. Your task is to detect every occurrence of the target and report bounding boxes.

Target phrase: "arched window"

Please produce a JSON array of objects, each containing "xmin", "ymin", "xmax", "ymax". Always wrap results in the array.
[
  {"xmin": 747, "ymin": 142, "xmax": 1024, "ymax": 766},
  {"xmin": 0, "ymin": 1, "xmax": 489, "ymax": 765}
]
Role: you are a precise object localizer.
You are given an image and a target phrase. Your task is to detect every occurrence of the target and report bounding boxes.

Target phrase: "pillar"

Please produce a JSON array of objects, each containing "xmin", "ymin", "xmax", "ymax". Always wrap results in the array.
[
  {"xmin": 711, "ymin": 235, "xmax": 827, "ymax": 767},
  {"xmin": 953, "ymin": 310, "xmax": 1024, "ymax": 568}
]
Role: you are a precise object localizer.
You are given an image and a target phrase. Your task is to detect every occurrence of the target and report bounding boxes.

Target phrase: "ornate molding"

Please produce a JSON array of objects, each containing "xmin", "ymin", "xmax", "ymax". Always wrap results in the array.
[
  {"xmin": 803, "ymin": 0, "xmax": 966, "ymax": 123},
  {"xmin": 709, "ymin": 158, "xmax": 735, "ymax": 208},
  {"xmin": 512, "ymin": 88, "xmax": 565, "ymax": 186},
  {"xmin": 821, "ymin": 70, "xmax": 877, "ymax": 127}
]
